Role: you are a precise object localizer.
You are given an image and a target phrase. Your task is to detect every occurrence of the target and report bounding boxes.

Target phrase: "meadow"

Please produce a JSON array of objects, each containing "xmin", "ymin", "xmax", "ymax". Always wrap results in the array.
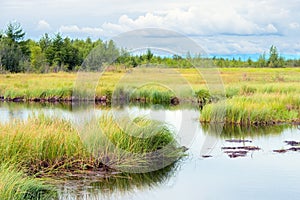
[
  {"xmin": 1, "ymin": 67, "xmax": 300, "ymax": 97},
  {"xmin": 0, "ymin": 67, "xmax": 300, "ymax": 125}
]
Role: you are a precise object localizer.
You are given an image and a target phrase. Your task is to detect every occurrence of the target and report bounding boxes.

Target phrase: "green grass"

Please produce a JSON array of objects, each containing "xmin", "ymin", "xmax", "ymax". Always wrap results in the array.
[
  {"xmin": 198, "ymin": 68, "xmax": 300, "ymax": 124},
  {"xmin": 0, "ymin": 72, "xmax": 75, "ymax": 100},
  {"xmin": 0, "ymin": 163, "xmax": 56, "ymax": 200},
  {"xmin": 1, "ymin": 67, "xmax": 300, "ymax": 123},
  {"xmin": 77, "ymin": 113, "xmax": 184, "ymax": 172},
  {"xmin": 1, "ymin": 68, "xmax": 300, "ymax": 97},
  {"xmin": 0, "ymin": 114, "xmax": 182, "ymax": 174},
  {"xmin": 0, "ymin": 115, "xmax": 87, "ymax": 176},
  {"xmin": 201, "ymin": 94, "xmax": 300, "ymax": 125},
  {"xmin": 107, "ymin": 85, "xmax": 175, "ymax": 104},
  {"xmin": 0, "ymin": 114, "xmax": 184, "ymax": 197}
]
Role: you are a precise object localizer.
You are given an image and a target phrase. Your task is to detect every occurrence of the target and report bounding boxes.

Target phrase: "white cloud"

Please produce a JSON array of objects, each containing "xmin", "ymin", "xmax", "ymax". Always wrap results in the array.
[
  {"xmin": 59, "ymin": 5, "xmax": 282, "ymax": 38},
  {"xmin": 289, "ymin": 22, "xmax": 300, "ymax": 29},
  {"xmin": 59, "ymin": 25, "xmax": 104, "ymax": 36},
  {"xmin": 263, "ymin": 24, "xmax": 278, "ymax": 34},
  {"xmin": 3, "ymin": 0, "xmax": 300, "ymax": 55},
  {"xmin": 36, "ymin": 20, "xmax": 51, "ymax": 31}
]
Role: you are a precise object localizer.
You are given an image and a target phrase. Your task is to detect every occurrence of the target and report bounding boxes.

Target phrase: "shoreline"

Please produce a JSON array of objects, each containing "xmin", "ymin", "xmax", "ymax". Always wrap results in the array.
[
  {"xmin": 0, "ymin": 95, "xmax": 188, "ymax": 105},
  {"xmin": 1, "ymin": 97, "xmax": 299, "ymax": 125}
]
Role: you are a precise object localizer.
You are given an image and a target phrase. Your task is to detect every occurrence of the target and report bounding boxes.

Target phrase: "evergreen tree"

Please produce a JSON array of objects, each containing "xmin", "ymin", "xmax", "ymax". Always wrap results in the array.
[
  {"xmin": 268, "ymin": 45, "xmax": 283, "ymax": 68},
  {"xmin": 0, "ymin": 37, "xmax": 24, "ymax": 72},
  {"xmin": 257, "ymin": 52, "xmax": 267, "ymax": 67},
  {"xmin": 5, "ymin": 22, "xmax": 25, "ymax": 42}
]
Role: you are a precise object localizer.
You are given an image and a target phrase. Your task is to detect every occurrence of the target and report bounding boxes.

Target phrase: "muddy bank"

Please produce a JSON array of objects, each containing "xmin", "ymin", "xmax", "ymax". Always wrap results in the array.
[
  {"xmin": 0, "ymin": 95, "xmax": 205, "ymax": 108},
  {"xmin": 0, "ymin": 95, "xmax": 181, "ymax": 103}
]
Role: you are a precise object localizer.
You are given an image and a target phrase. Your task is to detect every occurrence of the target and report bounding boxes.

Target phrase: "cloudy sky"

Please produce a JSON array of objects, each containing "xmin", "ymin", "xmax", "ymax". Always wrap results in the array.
[{"xmin": 1, "ymin": 0, "xmax": 300, "ymax": 56}]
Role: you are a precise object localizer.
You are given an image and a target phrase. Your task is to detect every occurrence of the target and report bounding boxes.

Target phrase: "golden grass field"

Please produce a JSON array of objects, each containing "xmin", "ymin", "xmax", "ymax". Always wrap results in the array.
[{"xmin": 1, "ymin": 68, "xmax": 300, "ymax": 98}]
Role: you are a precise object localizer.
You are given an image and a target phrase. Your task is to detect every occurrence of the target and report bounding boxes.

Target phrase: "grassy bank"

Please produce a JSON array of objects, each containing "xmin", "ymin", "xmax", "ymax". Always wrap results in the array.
[
  {"xmin": 0, "ymin": 70, "xmax": 183, "ymax": 103},
  {"xmin": 1, "ymin": 67, "xmax": 300, "ymax": 123},
  {"xmin": 0, "ymin": 114, "xmax": 183, "ymax": 197},
  {"xmin": 201, "ymin": 94, "xmax": 300, "ymax": 125}
]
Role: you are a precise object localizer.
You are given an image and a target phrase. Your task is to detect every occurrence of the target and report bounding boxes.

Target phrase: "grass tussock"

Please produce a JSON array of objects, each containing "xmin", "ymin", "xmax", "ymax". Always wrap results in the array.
[
  {"xmin": 201, "ymin": 94, "xmax": 300, "ymax": 125},
  {"xmin": 0, "ymin": 116, "xmax": 87, "ymax": 176},
  {"xmin": 77, "ymin": 114, "xmax": 184, "ymax": 172},
  {"xmin": 0, "ymin": 114, "xmax": 183, "ymax": 175},
  {"xmin": 100, "ymin": 115, "xmax": 175, "ymax": 153},
  {"xmin": 108, "ymin": 86, "xmax": 175, "ymax": 104},
  {"xmin": 0, "ymin": 163, "xmax": 56, "ymax": 200},
  {"xmin": 0, "ymin": 114, "xmax": 184, "ymax": 198}
]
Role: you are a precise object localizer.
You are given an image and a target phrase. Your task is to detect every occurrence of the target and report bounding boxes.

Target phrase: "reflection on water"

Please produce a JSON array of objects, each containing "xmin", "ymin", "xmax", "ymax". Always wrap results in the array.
[
  {"xmin": 57, "ymin": 162, "xmax": 180, "ymax": 200},
  {"xmin": 0, "ymin": 101, "xmax": 199, "ymax": 123},
  {"xmin": 1, "ymin": 102, "xmax": 300, "ymax": 200},
  {"xmin": 202, "ymin": 123, "xmax": 288, "ymax": 138}
]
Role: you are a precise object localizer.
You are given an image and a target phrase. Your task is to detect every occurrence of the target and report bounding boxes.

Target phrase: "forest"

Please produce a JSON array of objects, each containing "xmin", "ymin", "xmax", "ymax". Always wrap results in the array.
[{"xmin": 1, "ymin": 22, "xmax": 300, "ymax": 73}]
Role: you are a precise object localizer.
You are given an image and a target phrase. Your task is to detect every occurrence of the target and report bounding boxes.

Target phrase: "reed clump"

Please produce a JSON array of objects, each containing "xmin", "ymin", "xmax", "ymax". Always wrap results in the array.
[
  {"xmin": 0, "ymin": 114, "xmax": 184, "ymax": 198},
  {"xmin": 0, "ymin": 114, "xmax": 183, "ymax": 175},
  {"xmin": 201, "ymin": 94, "xmax": 300, "ymax": 125},
  {"xmin": 0, "ymin": 163, "xmax": 57, "ymax": 200}
]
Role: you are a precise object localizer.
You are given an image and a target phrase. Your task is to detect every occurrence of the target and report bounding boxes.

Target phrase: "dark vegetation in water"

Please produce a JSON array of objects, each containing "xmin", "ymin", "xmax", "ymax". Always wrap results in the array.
[
  {"xmin": 222, "ymin": 146, "xmax": 261, "ymax": 158},
  {"xmin": 225, "ymin": 139, "xmax": 252, "ymax": 143},
  {"xmin": 273, "ymin": 140, "xmax": 300, "ymax": 153},
  {"xmin": 202, "ymin": 124, "xmax": 295, "ymax": 158},
  {"xmin": 202, "ymin": 123, "xmax": 300, "ymax": 157},
  {"xmin": 284, "ymin": 140, "xmax": 300, "ymax": 146}
]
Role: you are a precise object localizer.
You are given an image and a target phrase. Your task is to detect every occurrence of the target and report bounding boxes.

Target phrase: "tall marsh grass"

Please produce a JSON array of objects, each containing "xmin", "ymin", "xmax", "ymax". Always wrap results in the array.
[
  {"xmin": 0, "ymin": 116, "xmax": 87, "ymax": 176},
  {"xmin": 0, "ymin": 114, "xmax": 184, "ymax": 198},
  {"xmin": 0, "ymin": 114, "xmax": 183, "ymax": 175},
  {"xmin": 77, "ymin": 114, "xmax": 184, "ymax": 172},
  {"xmin": 0, "ymin": 163, "xmax": 56, "ymax": 200},
  {"xmin": 106, "ymin": 86, "xmax": 175, "ymax": 104},
  {"xmin": 201, "ymin": 94, "xmax": 300, "ymax": 125}
]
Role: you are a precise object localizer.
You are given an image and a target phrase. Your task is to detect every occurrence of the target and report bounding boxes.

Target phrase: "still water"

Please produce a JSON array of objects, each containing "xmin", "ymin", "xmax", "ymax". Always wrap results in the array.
[{"xmin": 1, "ymin": 102, "xmax": 300, "ymax": 200}]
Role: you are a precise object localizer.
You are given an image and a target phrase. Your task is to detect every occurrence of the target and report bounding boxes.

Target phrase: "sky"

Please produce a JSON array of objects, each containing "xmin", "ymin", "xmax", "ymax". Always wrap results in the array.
[{"xmin": 1, "ymin": 0, "xmax": 300, "ymax": 57}]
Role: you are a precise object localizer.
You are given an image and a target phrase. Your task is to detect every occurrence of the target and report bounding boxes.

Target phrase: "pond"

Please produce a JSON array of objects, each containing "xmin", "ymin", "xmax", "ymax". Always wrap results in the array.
[{"xmin": 1, "ymin": 102, "xmax": 300, "ymax": 200}]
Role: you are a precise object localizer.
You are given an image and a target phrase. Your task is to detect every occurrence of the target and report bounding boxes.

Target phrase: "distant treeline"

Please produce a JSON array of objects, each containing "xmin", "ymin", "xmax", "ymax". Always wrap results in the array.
[{"xmin": 1, "ymin": 22, "xmax": 300, "ymax": 73}]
